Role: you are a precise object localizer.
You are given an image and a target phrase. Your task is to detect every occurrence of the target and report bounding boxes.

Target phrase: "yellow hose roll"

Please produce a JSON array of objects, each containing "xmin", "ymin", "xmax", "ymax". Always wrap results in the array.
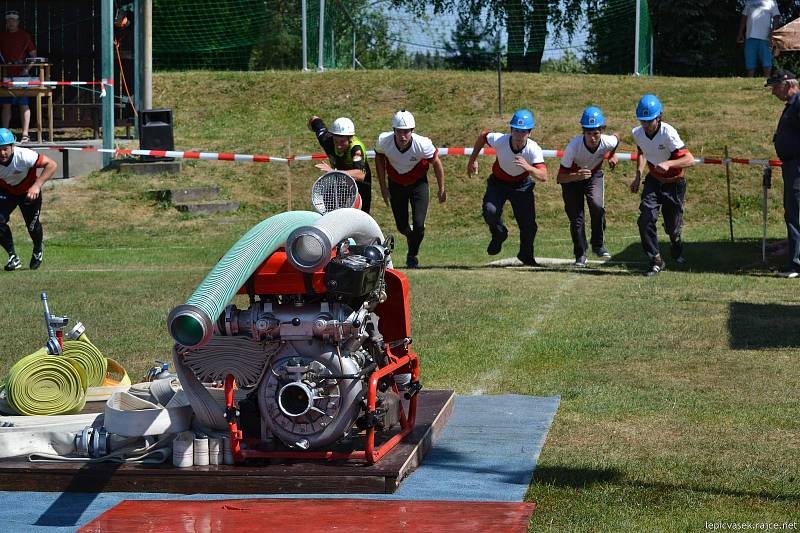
[
  {"xmin": 5, "ymin": 348, "xmax": 88, "ymax": 416},
  {"xmin": 63, "ymin": 338, "xmax": 107, "ymax": 388}
]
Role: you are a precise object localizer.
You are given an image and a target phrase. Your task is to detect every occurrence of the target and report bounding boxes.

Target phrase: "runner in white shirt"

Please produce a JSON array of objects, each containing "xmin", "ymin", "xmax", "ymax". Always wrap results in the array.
[
  {"xmin": 557, "ymin": 106, "xmax": 619, "ymax": 267},
  {"xmin": 375, "ymin": 109, "xmax": 446, "ymax": 268},
  {"xmin": 737, "ymin": 0, "xmax": 781, "ymax": 77},
  {"xmin": 466, "ymin": 109, "xmax": 548, "ymax": 266},
  {"xmin": 0, "ymin": 127, "xmax": 57, "ymax": 270},
  {"xmin": 629, "ymin": 94, "xmax": 695, "ymax": 276}
]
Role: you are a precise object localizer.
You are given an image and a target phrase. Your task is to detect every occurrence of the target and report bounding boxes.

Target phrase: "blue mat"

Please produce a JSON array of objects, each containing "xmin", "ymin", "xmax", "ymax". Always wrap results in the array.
[{"xmin": 0, "ymin": 394, "xmax": 559, "ymax": 532}]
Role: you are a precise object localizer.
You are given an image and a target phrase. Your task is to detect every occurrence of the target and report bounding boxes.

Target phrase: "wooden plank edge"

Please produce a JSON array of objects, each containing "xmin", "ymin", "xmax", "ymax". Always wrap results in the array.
[{"xmin": 386, "ymin": 389, "xmax": 456, "ymax": 493}]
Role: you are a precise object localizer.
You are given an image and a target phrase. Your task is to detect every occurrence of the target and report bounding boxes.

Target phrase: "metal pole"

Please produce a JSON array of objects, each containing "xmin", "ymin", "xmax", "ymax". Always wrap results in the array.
[
  {"xmin": 143, "ymin": 0, "xmax": 152, "ymax": 109},
  {"xmin": 101, "ymin": 0, "xmax": 114, "ymax": 167},
  {"xmin": 634, "ymin": 0, "xmax": 641, "ymax": 75},
  {"xmin": 725, "ymin": 146, "xmax": 734, "ymax": 242},
  {"xmin": 352, "ymin": 27, "xmax": 356, "ymax": 69},
  {"xmin": 287, "ymin": 137, "xmax": 293, "ymax": 210},
  {"xmin": 301, "ymin": 0, "xmax": 308, "ymax": 71},
  {"xmin": 650, "ymin": 34, "xmax": 654, "ymax": 75},
  {"xmin": 133, "ymin": 0, "xmax": 141, "ymax": 127},
  {"xmin": 317, "ymin": 0, "xmax": 325, "ymax": 71},
  {"xmin": 762, "ymin": 166, "xmax": 772, "ymax": 263},
  {"xmin": 497, "ymin": 51, "xmax": 502, "ymax": 115}
]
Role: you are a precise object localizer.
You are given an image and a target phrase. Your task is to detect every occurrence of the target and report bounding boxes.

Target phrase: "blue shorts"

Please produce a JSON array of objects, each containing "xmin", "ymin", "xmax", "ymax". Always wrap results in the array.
[
  {"xmin": 0, "ymin": 96, "xmax": 29, "ymax": 105},
  {"xmin": 744, "ymin": 38, "xmax": 772, "ymax": 70}
]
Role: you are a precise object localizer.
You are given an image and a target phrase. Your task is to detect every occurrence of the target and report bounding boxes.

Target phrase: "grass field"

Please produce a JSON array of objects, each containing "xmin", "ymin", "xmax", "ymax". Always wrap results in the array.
[{"xmin": 1, "ymin": 70, "xmax": 799, "ymax": 530}]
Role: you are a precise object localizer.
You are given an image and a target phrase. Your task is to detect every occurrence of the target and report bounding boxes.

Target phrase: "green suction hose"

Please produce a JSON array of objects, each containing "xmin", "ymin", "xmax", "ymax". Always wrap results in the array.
[
  {"xmin": 167, "ymin": 210, "xmax": 320, "ymax": 348},
  {"xmin": 4, "ymin": 347, "xmax": 88, "ymax": 416}
]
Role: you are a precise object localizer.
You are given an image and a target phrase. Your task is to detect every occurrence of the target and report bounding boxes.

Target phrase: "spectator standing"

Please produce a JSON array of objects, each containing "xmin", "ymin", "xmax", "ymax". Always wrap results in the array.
[
  {"xmin": 556, "ymin": 106, "xmax": 619, "ymax": 267},
  {"xmin": 307, "ymin": 115, "xmax": 372, "ymax": 213},
  {"xmin": 0, "ymin": 10, "xmax": 36, "ymax": 143},
  {"xmin": 629, "ymin": 94, "xmax": 695, "ymax": 276},
  {"xmin": 375, "ymin": 110, "xmax": 446, "ymax": 269},
  {"xmin": 766, "ymin": 69, "xmax": 800, "ymax": 278},
  {"xmin": 737, "ymin": 0, "xmax": 781, "ymax": 77},
  {"xmin": 0, "ymin": 128, "xmax": 57, "ymax": 270},
  {"xmin": 466, "ymin": 109, "xmax": 548, "ymax": 266}
]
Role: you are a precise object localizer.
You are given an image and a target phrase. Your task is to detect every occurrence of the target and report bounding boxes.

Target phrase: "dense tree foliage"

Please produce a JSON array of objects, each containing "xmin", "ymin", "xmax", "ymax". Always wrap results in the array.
[{"xmin": 388, "ymin": 0, "xmax": 587, "ymax": 72}]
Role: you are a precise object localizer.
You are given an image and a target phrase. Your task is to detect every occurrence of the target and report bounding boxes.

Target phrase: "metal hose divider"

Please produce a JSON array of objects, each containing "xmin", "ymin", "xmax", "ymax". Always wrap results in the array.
[
  {"xmin": 167, "ymin": 211, "xmax": 321, "ymax": 349},
  {"xmin": 286, "ymin": 208, "xmax": 389, "ymax": 273}
]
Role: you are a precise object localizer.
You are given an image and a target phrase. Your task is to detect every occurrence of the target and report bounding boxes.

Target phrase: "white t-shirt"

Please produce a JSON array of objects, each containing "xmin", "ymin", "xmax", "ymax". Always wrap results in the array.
[
  {"xmin": 559, "ymin": 134, "xmax": 619, "ymax": 175},
  {"xmin": 631, "ymin": 121, "xmax": 688, "ymax": 179},
  {"xmin": 486, "ymin": 132, "xmax": 544, "ymax": 182},
  {"xmin": 375, "ymin": 131, "xmax": 437, "ymax": 185},
  {"xmin": 743, "ymin": 0, "xmax": 779, "ymax": 40},
  {"xmin": 0, "ymin": 146, "xmax": 42, "ymax": 194}
]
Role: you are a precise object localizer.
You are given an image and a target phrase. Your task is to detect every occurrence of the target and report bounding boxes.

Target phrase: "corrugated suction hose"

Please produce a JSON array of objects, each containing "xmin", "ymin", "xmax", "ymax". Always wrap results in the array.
[{"xmin": 167, "ymin": 210, "xmax": 321, "ymax": 349}]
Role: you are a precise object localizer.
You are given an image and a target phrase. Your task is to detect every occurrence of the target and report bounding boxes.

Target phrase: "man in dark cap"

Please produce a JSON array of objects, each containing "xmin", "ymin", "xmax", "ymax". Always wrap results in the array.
[{"xmin": 767, "ymin": 68, "xmax": 800, "ymax": 278}]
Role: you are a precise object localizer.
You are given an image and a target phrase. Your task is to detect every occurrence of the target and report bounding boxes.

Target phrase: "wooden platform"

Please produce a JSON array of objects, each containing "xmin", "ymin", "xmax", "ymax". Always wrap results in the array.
[
  {"xmin": 0, "ymin": 389, "xmax": 454, "ymax": 495},
  {"xmin": 79, "ymin": 498, "xmax": 536, "ymax": 533}
]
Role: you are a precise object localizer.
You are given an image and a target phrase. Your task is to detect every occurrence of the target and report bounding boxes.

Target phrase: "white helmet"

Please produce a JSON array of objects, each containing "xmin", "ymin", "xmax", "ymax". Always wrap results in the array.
[
  {"xmin": 391, "ymin": 109, "xmax": 415, "ymax": 129},
  {"xmin": 330, "ymin": 117, "xmax": 355, "ymax": 136}
]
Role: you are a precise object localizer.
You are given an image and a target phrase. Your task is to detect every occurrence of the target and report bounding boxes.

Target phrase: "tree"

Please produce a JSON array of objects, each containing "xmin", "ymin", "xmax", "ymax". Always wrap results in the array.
[
  {"xmin": 252, "ymin": 0, "xmax": 408, "ymax": 70},
  {"xmin": 649, "ymin": 0, "xmax": 741, "ymax": 76},
  {"xmin": 583, "ymin": 0, "xmax": 636, "ymax": 74},
  {"xmin": 444, "ymin": 2, "xmax": 499, "ymax": 70},
  {"xmin": 388, "ymin": 0, "xmax": 588, "ymax": 72}
]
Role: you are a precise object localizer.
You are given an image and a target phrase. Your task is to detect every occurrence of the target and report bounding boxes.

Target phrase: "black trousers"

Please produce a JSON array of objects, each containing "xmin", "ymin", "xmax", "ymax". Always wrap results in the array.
[
  {"xmin": 638, "ymin": 175, "xmax": 685, "ymax": 261},
  {"xmin": 388, "ymin": 177, "xmax": 429, "ymax": 257},
  {"xmin": 0, "ymin": 190, "xmax": 43, "ymax": 256},
  {"xmin": 781, "ymin": 159, "xmax": 800, "ymax": 273},
  {"xmin": 357, "ymin": 178, "xmax": 372, "ymax": 214},
  {"xmin": 482, "ymin": 176, "xmax": 537, "ymax": 260},
  {"xmin": 561, "ymin": 172, "xmax": 606, "ymax": 258}
]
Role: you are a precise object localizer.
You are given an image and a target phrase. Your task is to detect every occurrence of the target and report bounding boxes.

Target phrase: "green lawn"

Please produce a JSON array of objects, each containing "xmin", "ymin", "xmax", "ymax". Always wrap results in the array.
[{"xmin": 0, "ymin": 70, "xmax": 798, "ymax": 530}]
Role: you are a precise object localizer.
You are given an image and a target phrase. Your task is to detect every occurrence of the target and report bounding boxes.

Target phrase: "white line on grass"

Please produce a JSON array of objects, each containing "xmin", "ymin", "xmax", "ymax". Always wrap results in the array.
[
  {"xmin": 41, "ymin": 266, "xmax": 212, "ymax": 273},
  {"xmin": 469, "ymin": 272, "xmax": 581, "ymax": 395}
]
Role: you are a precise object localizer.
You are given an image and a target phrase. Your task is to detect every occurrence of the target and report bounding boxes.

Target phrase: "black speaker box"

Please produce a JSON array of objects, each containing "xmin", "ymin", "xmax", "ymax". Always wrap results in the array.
[{"xmin": 139, "ymin": 108, "xmax": 174, "ymax": 160}]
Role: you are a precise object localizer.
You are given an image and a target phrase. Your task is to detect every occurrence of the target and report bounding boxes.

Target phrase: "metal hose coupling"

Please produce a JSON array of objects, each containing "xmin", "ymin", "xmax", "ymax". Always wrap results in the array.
[{"xmin": 167, "ymin": 304, "xmax": 214, "ymax": 349}]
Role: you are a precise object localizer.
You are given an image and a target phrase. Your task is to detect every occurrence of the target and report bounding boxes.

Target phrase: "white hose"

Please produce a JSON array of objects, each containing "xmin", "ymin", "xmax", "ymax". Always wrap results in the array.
[{"xmin": 286, "ymin": 208, "xmax": 391, "ymax": 272}]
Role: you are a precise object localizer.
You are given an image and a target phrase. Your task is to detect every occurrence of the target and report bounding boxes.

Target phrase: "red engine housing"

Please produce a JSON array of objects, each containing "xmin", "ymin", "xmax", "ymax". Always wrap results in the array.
[{"xmin": 225, "ymin": 249, "xmax": 419, "ymax": 465}]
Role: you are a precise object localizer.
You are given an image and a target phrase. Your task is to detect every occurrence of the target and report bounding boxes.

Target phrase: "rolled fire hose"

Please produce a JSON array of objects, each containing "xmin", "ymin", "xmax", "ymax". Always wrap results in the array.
[
  {"xmin": 85, "ymin": 357, "xmax": 132, "ymax": 403},
  {"xmin": 286, "ymin": 207, "xmax": 391, "ymax": 272},
  {"xmin": 3, "ymin": 348, "xmax": 88, "ymax": 416},
  {"xmin": 167, "ymin": 210, "xmax": 321, "ymax": 350},
  {"xmin": 63, "ymin": 338, "xmax": 106, "ymax": 388}
]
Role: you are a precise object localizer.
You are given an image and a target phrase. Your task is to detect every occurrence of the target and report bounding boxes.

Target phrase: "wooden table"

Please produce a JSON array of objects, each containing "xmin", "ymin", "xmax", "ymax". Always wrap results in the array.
[{"xmin": 0, "ymin": 63, "xmax": 53, "ymax": 142}]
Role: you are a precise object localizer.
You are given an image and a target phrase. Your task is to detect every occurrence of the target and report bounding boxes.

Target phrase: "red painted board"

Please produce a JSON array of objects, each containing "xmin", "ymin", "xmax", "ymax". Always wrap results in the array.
[{"xmin": 79, "ymin": 498, "xmax": 536, "ymax": 533}]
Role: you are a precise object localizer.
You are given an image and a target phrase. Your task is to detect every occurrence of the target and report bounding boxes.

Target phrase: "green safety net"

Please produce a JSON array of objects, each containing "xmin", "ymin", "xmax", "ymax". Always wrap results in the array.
[
  {"xmin": 152, "ymin": 0, "xmax": 652, "ymax": 74},
  {"xmin": 152, "ymin": 0, "xmax": 269, "ymax": 70}
]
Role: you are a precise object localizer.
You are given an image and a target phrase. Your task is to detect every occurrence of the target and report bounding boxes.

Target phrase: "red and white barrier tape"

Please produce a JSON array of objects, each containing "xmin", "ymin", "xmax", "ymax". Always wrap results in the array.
[
  {"xmin": 41, "ymin": 145, "xmax": 783, "ymax": 167},
  {"xmin": 1, "ymin": 79, "xmax": 113, "ymax": 97}
]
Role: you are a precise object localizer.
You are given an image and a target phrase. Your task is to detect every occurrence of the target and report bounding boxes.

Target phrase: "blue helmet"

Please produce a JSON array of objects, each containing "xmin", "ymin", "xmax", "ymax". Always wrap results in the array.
[
  {"xmin": 580, "ymin": 106, "xmax": 606, "ymax": 128},
  {"xmin": 636, "ymin": 94, "xmax": 662, "ymax": 121},
  {"xmin": 0, "ymin": 128, "xmax": 15, "ymax": 146},
  {"xmin": 509, "ymin": 109, "xmax": 535, "ymax": 130}
]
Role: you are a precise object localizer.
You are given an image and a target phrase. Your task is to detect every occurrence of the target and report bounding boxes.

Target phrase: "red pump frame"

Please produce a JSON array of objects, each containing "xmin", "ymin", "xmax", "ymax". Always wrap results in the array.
[{"xmin": 224, "ymin": 253, "xmax": 421, "ymax": 465}]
